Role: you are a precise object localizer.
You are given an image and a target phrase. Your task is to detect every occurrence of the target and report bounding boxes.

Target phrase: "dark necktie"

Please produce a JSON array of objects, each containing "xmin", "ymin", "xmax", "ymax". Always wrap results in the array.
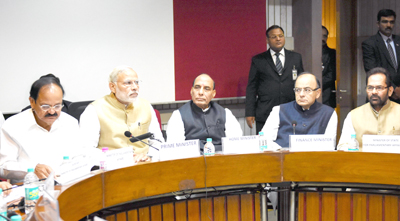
[
  {"xmin": 387, "ymin": 38, "xmax": 398, "ymax": 70},
  {"xmin": 275, "ymin": 53, "xmax": 283, "ymax": 75}
]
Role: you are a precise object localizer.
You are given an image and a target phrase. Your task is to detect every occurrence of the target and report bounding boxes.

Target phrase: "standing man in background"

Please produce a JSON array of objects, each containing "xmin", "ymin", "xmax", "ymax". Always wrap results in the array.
[
  {"xmin": 362, "ymin": 9, "xmax": 400, "ymax": 103},
  {"xmin": 322, "ymin": 26, "xmax": 337, "ymax": 108},
  {"xmin": 245, "ymin": 25, "xmax": 304, "ymax": 133}
]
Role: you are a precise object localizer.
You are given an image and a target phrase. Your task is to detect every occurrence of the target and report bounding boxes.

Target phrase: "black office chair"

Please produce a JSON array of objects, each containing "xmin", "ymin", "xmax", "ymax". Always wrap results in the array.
[{"xmin": 67, "ymin": 101, "xmax": 93, "ymax": 122}]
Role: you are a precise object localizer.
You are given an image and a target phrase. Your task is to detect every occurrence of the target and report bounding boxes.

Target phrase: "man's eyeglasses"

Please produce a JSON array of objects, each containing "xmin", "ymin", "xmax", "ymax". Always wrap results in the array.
[
  {"xmin": 116, "ymin": 80, "xmax": 141, "ymax": 88},
  {"xmin": 40, "ymin": 104, "xmax": 64, "ymax": 111},
  {"xmin": 366, "ymin": 86, "xmax": 388, "ymax": 92},
  {"xmin": 293, "ymin": 87, "xmax": 319, "ymax": 94}
]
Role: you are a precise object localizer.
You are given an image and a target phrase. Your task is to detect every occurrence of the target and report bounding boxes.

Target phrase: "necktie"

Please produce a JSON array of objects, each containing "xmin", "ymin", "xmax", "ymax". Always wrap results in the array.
[
  {"xmin": 387, "ymin": 38, "xmax": 398, "ymax": 70},
  {"xmin": 275, "ymin": 53, "xmax": 283, "ymax": 75}
]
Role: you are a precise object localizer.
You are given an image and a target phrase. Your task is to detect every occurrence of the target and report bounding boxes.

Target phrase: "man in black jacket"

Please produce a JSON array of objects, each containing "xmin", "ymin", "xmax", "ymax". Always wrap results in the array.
[
  {"xmin": 322, "ymin": 25, "xmax": 337, "ymax": 108},
  {"xmin": 362, "ymin": 9, "xmax": 400, "ymax": 103},
  {"xmin": 245, "ymin": 25, "xmax": 304, "ymax": 133}
]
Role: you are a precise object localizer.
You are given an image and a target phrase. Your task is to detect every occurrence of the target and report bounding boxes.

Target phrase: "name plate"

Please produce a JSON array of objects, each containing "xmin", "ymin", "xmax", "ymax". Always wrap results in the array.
[
  {"xmin": 105, "ymin": 147, "xmax": 135, "ymax": 170},
  {"xmin": 222, "ymin": 135, "xmax": 259, "ymax": 154},
  {"xmin": 58, "ymin": 158, "xmax": 92, "ymax": 184},
  {"xmin": 289, "ymin": 135, "xmax": 335, "ymax": 151},
  {"xmin": 159, "ymin": 140, "xmax": 201, "ymax": 161},
  {"xmin": 362, "ymin": 135, "xmax": 400, "ymax": 153}
]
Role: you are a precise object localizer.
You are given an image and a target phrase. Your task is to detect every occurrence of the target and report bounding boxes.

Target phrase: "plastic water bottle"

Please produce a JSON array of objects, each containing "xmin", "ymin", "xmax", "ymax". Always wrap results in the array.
[
  {"xmin": 204, "ymin": 138, "xmax": 215, "ymax": 156},
  {"xmin": 10, "ymin": 215, "xmax": 22, "ymax": 221},
  {"xmin": 100, "ymin": 147, "xmax": 109, "ymax": 170},
  {"xmin": 24, "ymin": 168, "xmax": 39, "ymax": 214},
  {"xmin": 0, "ymin": 189, "xmax": 6, "ymax": 221},
  {"xmin": 259, "ymin": 131, "xmax": 268, "ymax": 152},
  {"xmin": 348, "ymin": 134, "xmax": 359, "ymax": 151}
]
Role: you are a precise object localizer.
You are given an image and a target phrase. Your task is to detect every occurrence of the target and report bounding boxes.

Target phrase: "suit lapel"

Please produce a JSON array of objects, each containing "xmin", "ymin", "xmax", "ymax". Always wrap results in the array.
[
  {"xmin": 376, "ymin": 33, "xmax": 396, "ymax": 70},
  {"xmin": 393, "ymin": 34, "xmax": 400, "ymax": 71}
]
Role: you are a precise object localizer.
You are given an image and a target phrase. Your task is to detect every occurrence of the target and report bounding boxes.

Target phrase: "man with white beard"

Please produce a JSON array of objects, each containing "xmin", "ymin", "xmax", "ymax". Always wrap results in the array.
[{"xmin": 80, "ymin": 66, "xmax": 164, "ymax": 158}]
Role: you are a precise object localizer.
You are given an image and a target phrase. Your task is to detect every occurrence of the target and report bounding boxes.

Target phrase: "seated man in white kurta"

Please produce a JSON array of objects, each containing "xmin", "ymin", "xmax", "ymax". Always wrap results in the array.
[
  {"xmin": 0, "ymin": 75, "xmax": 79, "ymax": 184},
  {"xmin": 80, "ymin": 66, "xmax": 164, "ymax": 160}
]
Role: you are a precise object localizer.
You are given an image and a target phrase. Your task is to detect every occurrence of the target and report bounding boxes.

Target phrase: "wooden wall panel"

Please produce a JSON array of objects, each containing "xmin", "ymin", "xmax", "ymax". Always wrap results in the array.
[
  {"xmin": 369, "ymin": 195, "xmax": 383, "ymax": 221},
  {"xmin": 305, "ymin": 192, "xmax": 320, "ymax": 221},
  {"xmin": 214, "ymin": 196, "xmax": 226, "ymax": 221},
  {"xmin": 384, "ymin": 195, "xmax": 399, "ymax": 220},
  {"xmin": 150, "ymin": 205, "xmax": 162, "ymax": 221},
  {"xmin": 240, "ymin": 194, "xmax": 255, "ymax": 221},
  {"xmin": 200, "ymin": 198, "xmax": 213, "ymax": 221},
  {"xmin": 227, "ymin": 195, "xmax": 240, "ymax": 221},
  {"xmin": 175, "ymin": 201, "xmax": 187, "ymax": 221},
  {"xmin": 106, "ymin": 215, "xmax": 115, "ymax": 221},
  {"xmin": 187, "ymin": 199, "xmax": 201, "ymax": 221},
  {"xmin": 353, "ymin": 194, "xmax": 367, "ymax": 221},
  {"xmin": 322, "ymin": 0, "xmax": 336, "ymax": 49},
  {"xmin": 127, "ymin": 209, "xmax": 139, "ymax": 221},
  {"xmin": 162, "ymin": 203, "xmax": 175, "ymax": 221},
  {"xmin": 116, "ymin": 212, "xmax": 126, "ymax": 221},
  {"xmin": 321, "ymin": 193, "xmax": 336, "ymax": 221},
  {"xmin": 297, "ymin": 192, "xmax": 305, "ymax": 221}
]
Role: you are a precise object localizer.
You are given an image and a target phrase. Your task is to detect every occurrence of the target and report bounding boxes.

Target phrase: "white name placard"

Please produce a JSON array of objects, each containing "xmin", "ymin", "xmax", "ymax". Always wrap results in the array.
[
  {"xmin": 57, "ymin": 158, "xmax": 92, "ymax": 184},
  {"xmin": 362, "ymin": 135, "xmax": 400, "ymax": 153},
  {"xmin": 105, "ymin": 147, "xmax": 135, "ymax": 170},
  {"xmin": 289, "ymin": 135, "xmax": 335, "ymax": 151},
  {"xmin": 222, "ymin": 135, "xmax": 260, "ymax": 154},
  {"xmin": 159, "ymin": 140, "xmax": 201, "ymax": 161}
]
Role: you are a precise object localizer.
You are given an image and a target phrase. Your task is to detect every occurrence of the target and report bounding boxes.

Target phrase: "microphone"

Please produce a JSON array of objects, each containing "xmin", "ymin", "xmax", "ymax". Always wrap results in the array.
[
  {"xmin": 291, "ymin": 120, "xmax": 297, "ymax": 135},
  {"xmin": 124, "ymin": 131, "xmax": 159, "ymax": 151},
  {"xmin": 129, "ymin": 132, "xmax": 154, "ymax": 143}
]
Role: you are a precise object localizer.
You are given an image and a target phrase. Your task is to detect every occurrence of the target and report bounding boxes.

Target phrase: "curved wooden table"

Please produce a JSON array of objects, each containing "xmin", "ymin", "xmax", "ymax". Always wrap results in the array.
[{"xmin": 50, "ymin": 151, "xmax": 400, "ymax": 221}]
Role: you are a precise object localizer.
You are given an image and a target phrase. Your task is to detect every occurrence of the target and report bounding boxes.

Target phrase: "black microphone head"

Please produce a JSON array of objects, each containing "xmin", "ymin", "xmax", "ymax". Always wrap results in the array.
[
  {"xmin": 292, "ymin": 120, "xmax": 297, "ymax": 126},
  {"xmin": 124, "ymin": 131, "xmax": 132, "ymax": 138}
]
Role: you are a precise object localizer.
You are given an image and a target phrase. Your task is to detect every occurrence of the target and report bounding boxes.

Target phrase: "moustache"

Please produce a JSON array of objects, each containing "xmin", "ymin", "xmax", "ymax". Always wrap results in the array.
[
  {"xmin": 369, "ymin": 94, "xmax": 381, "ymax": 100},
  {"xmin": 45, "ymin": 113, "xmax": 58, "ymax": 117},
  {"xmin": 386, "ymin": 27, "xmax": 392, "ymax": 31}
]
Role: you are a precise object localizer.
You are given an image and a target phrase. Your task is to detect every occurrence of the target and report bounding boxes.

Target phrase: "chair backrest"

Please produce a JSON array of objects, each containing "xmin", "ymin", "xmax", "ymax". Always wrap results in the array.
[{"xmin": 67, "ymin": 101, "xmax": 93, "ymax": 121}]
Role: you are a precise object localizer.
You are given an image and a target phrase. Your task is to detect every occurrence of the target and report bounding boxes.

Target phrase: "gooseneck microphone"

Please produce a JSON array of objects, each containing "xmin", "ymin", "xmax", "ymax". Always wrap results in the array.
[
  {"xmin": 291, "ymin": 120, "xmax": 297, "ymax": 135},
  {"xmin": 124, "ymin": 131, "xmax": 159, "ymax": 151}
]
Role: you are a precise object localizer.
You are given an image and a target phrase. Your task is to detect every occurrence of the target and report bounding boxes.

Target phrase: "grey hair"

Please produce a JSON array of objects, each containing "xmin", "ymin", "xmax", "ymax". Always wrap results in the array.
[{"xmin": 109, "ymin": 65, "xmax": 135, "ymax": 83}]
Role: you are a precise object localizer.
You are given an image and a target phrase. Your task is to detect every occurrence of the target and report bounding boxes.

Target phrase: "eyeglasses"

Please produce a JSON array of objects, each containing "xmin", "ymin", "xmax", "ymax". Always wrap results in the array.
[
  {"xmin": 116, "ymin": 80, "xmax": 141, "ymax": 88},
  {"xmin": 268, "ymin": 34, "xmax": 284, "ymax": 40},
  {"xmin": 40, "ymin": 104, "xmax": 64, "ymax": 111},
  {"xmin": 293, "ymin": 87, "xmax": 319, "ymax": 94},
  {"xmin": 366, "ymin": 85, "xmax": 388, "ymax": 92}
]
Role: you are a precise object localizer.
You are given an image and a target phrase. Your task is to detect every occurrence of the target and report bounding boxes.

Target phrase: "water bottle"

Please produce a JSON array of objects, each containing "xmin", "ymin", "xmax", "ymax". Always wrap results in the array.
[
  {"xmin": 259, "ymin": 131, "xmax": 268, "ymax": 152},
  {"xmin": 204, "ymin": 138, "xmax": 215, "ymax": 156},
  {"xmin": 24, "ymin": 168, "xmax": 39, "ymax": 214},
  {"xmin": 100, "ymin": 147, "xmax": 109, "ymax": 170},
  {"xmin": 0, "ymin": 189, "xmax": 6, "ymax": 221},
  {"xmin": 62, "ymin": 156, "xmax": 69, "ymax": 164},
  {"xmin": 348, "ymin": 134, "xmax": 359, "ymax": 151},
  {"xmin": 10, "ymin": 215, "xmax": 22, "ymax": 221}
]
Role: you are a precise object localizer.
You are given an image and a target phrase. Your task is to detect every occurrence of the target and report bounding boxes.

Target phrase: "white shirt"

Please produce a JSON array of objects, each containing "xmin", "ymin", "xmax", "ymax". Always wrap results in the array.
[
  {"xmin": 262, "ymin": 105, "xmax": 338, "ymax": 149},
  {"xmin": 79, "ymin": 103, "xmax": 164, "ymax": 151},
  {"xmin": 0, "ymin": 109, "xmax": 80, "ymax": 183},
  {"xmin": 337, "ymin": 112, "xmax": 356, "ymax": 150},
  {"xmin": 166, "ymin": 108, "xmax": 243, "ymax": 142},
  {"xmin": 270, "ymin": 48, "xmax": 285, "ymax": 68}
]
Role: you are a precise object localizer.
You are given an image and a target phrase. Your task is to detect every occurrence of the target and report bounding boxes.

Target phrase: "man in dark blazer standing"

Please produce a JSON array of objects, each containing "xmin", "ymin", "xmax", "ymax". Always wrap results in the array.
[
  {"xmin": 362, "ymin": 9, "xmax": 400, "ymax": 103},
  {"xmin": 245, "ymin": 25, "xmax": 304, "ymax": 133}
]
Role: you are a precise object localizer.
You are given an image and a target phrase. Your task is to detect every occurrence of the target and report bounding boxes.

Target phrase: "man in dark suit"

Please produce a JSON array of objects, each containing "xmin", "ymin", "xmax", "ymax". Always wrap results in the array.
[
  {"xmin": 362, "ymin": 9, "xmax": 400, "ymax": 103},
  {"xmin": 322, "ymin": 26, "xmax": 336, "ymax": 108},
  {"xmin": 245, "ymin": 25, "xmax": 304, "ymax": 133}
]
